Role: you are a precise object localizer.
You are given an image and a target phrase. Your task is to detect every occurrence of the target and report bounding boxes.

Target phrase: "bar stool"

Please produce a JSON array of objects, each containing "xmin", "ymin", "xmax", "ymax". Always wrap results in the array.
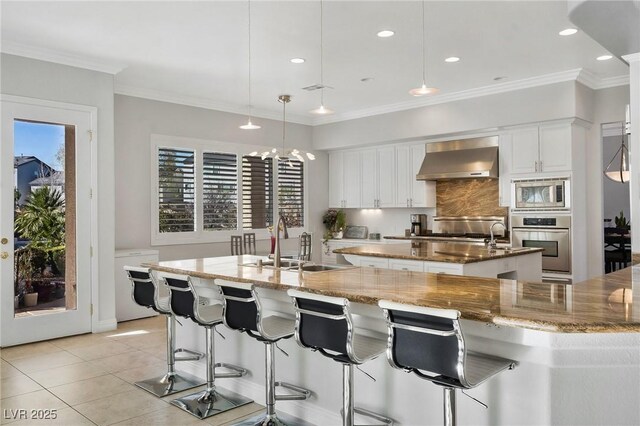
[
  {"xmin": 123, "ymin": 266, "xmax": 204, "ymax": 397},
  {"xmin": 164, "ymin": 273, "xmax": 253, "ymax": 419},
  {"xmin": 378, "ymin": 300, "xmax": 517, "ymax": 426},
  {"xmin": 217, "ymin": 279, "xmax": 312, "ymax": 426},
  {"xmin": 298, "ymin": 232, "xmax": 312, "ymax": 261},
  {"xmin": 231, "ymin": 235, "xmax": 243, "ymax": 255},
  {"xmin": 288, "ymin": 290, "xmax": 393, "ymax": 426}
]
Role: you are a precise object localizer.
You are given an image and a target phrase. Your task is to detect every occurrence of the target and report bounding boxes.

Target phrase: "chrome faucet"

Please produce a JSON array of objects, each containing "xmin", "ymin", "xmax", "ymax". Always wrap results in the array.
[
  {"xmin": 273, "ymin": 213, "xmax": 289, "ymax": 268},
  {"xmin": 489, "ymin": 222, "xmax": 507, "ymax": 249}
]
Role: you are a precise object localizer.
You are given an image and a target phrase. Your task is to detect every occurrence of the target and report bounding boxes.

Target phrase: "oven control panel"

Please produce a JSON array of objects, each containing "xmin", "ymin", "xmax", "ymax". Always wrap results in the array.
[{"xmin": 523, "ymin": 217, "xmax": 556, "ymax": 226}]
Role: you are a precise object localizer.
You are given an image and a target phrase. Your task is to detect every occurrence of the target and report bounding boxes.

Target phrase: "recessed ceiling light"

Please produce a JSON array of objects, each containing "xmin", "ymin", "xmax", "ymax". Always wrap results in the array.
[
  {"xmin": 559, "ymin": 28, "xmax": 578, "ymax": 36},
  {"xmin": 290, "ymin": 58, "xmax": 305, "ymax": 64},
  {"xmin": 360, "ymin": 77, "xmax": 374, "ymax": 83},
  {"xmin": 597, "ymin": 55, "xmax": 613, "ymax": 61},
  {"xmin": 493, "ymin": 76, "xmax": 507, "ymax": 81},
  {"xmin": 377, "ymin": 30, "xmax": 395, "ymax": 38},
  {"xmin": 445, "ymin": 57, "xmax": 460, "ymax": 63}
]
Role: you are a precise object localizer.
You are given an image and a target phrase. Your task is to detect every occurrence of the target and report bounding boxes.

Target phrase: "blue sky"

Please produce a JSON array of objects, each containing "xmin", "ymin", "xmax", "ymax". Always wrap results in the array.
[{"xmin": 14, "ymin": 120, "xmax": 65, "ymax": 170}]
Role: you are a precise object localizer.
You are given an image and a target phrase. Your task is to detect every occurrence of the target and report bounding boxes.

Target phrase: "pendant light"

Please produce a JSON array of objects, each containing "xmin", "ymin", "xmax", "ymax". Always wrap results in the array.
[
  {"xmin": 249, "ymin": 95, "xmax": 316, "ymax": 162},
  {"xmin": 310, "ymin": 0, "xmax": 334, "ymax": 115},
  {"xmin": 409, "ymin": 0, "xmax": 439, "ymax": 96},
  {"xmin": 604, "ymin": 105, "xmax": 631, "ymax": 183},
  {"xmin": 239, "ymin": 0, "xmax": 261, "ymax": 130}
]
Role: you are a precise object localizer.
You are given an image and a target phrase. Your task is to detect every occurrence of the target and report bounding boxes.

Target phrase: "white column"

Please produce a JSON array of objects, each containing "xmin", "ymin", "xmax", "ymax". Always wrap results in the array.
[{"xmin": 623, "ymin": 53, "xmax": 640, "ymax": 250}]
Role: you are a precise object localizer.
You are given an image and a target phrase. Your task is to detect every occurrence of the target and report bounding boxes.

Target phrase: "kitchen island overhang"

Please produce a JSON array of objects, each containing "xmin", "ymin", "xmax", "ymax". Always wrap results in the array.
[{"xmin": 142, "ymin": 256, "xmax": 640, "ymax": 425}]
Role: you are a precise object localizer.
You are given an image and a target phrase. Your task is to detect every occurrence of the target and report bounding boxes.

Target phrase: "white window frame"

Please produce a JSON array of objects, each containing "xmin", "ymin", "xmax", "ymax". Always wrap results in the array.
[{"xmin": 150, "ymin": 134, "xmax": 308, "ymax": 245}]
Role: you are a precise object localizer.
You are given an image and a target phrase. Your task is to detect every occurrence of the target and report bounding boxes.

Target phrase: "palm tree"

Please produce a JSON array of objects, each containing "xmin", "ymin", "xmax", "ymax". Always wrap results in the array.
[{"xmin": 14, "ymin": 186, "xmax": 65, "ymax": 275}]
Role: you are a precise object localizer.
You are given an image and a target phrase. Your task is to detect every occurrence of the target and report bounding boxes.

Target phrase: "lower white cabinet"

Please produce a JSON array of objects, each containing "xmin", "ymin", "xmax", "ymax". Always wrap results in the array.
[
  {"xmin": 351, "ymin": 256, "xmax": 390, "ymax": 268},
  {"xmin": 425, "ymin": 263, "xmax": 463, "ymax": 275},
  {"xmin": 389, "ymin": 259, "xmax": 425, "ymax": 272}
]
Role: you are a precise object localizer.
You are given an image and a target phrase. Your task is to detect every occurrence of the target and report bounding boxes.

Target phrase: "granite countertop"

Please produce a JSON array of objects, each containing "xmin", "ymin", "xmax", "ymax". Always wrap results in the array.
[
  {"xmin": 144, "ymin": 255, "xmax": 640, "ymax": 333},
  {"xmin": 333, "ymin": 241, "xmax": 543, "ymax": 264}
]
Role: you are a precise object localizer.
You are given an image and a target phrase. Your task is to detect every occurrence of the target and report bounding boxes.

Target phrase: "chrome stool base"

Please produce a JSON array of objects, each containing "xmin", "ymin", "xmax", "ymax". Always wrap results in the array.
[
  {"xmin": 135, "ymin": 372, "xmax": 204, "ymax": 397},
  {"xmin": 171, "ymin": 387, "xmax": 253, "ymax": 420},
  {"xmin": 232, "ymin": 411, "xmax": 314, "ymax": 426}
]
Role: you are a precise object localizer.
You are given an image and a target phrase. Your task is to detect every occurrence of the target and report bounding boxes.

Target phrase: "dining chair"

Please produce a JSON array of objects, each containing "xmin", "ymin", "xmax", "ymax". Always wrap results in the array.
[
  {"xmin": 298, "ymin": 232, "xmax": 311, "ymax": 261},
  {"xmin": 230, "ymin": 235, "xmax": 243, "ymax": 256},
  {"xmin": 243, "ymin": 233, "xmax": 256, "ymax": 255}
]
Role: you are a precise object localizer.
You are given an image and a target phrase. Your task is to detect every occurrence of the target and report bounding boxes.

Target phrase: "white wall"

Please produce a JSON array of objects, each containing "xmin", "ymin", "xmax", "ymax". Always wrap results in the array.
[
  {"xmin": 1, "ymin": 53, "xmax": 116, "ymax": 331},
  {"xmin": 114, "ymin": 95, "xmax": 327, "ymax": 262},
  {"xmin": 313, "ymin": 81, "xmax": 578, "ymax": 149}
]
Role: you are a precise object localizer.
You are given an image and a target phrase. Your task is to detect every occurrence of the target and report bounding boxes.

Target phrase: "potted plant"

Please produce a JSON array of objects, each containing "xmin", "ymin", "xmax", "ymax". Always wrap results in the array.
[
  {"xmin": 614, "ymin": 210, "xmax": 630, "ymax": 233},
  {"xmin": 23, "ymin": 280, "xmax": 38, "ymax": 307},
  {"xmin": 322, "ymin": 209, "xmax": 347, "ymax": 240}
]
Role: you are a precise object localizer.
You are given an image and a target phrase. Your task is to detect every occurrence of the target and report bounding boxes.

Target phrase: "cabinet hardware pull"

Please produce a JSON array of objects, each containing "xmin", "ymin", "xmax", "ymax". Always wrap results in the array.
[
  {"xmin": 539, "ymin": 161, "xmax": 543, "ymax": 171},
  {"xmin": 534, "ymin": 161, "xmax": 538, "ymax": 172}
]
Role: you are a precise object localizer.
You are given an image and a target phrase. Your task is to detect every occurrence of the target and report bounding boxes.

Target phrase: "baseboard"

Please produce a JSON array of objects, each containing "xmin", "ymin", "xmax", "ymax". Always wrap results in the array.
[
  {"xmin": 177, "ymin": 360, "xmax": 341, "ymax": 425},
  {"xmin": 93, "ymin": 318, "xmax": 117, "ymax": 333}
]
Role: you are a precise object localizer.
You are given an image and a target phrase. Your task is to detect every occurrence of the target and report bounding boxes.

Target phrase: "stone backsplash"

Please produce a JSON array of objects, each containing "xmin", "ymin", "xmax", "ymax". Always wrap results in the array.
[{"xmin": 436, "ymin": 179, "xmax": 508, "ymax": 217}]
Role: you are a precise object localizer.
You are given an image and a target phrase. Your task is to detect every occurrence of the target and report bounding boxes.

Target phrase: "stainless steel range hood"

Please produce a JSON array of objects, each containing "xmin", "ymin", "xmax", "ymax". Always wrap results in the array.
[{"xmin": 416, "ymin": 136, "xmax": 499, "ymax": 180}]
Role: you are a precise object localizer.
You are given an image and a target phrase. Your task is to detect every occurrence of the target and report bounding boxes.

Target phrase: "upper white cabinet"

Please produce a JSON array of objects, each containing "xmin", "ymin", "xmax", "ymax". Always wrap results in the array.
[
  {"xmin": 343, "ymin": 151, "xmax": 361, "ymax": 208},
  {"xmin": 377, "ymin": 147, "xmax": 397, "ymax": 208},
  {"xmin": 498, "ymin": 133, "xmax": 513, "ymax": 207},
  {"xmin": 360, "ymin": 149, "xmax": 378, "ymax": 208},
  {"xmin": 328, "ymin": 151, "xmax": 344, "ymax": 208},
  {"xmin": 510, "ymin": 124, "xmax": 571, "ymax": 175},
  {"xmin": 396, "ymin": 143, "xmax": 435, "ymax": 208}
]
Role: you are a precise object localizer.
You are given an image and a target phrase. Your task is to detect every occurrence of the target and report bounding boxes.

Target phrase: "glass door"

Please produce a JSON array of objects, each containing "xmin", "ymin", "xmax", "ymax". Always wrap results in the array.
[{"xmin": 1, "ymin": 98, "xmax": 93, "ymax": 347}]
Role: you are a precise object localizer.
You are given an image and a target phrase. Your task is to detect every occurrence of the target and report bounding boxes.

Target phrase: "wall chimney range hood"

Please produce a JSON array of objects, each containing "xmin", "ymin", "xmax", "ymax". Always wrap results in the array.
[{"xmin": 416, "ymin": 136, "xmax": 499, "ymax": 180}]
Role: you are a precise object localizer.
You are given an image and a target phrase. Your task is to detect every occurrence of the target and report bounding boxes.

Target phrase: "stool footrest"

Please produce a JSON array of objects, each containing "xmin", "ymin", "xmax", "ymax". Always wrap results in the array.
[
  {"xmin": 274, "ymin": 381, "xmax": 312, "ymax": 401},
  {"xmin": 174, "ymin": 348, "xmax": 204, "ymax": 362},
  {"xmin": 214, "ymin": 362, "xmax": 247, "ymax": 378},
  {"xmin": 354, "ymin": 407, "xmax": 394, "ymax": 426}
]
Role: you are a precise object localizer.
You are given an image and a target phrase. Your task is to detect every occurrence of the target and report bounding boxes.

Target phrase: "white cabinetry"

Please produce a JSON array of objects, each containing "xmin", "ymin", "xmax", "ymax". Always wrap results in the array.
[
  {"xmin": 498, "ymin": 133, "xmax": 513, "ymax": 207},
  {"xmin": 343, "ymin": 151, "xmax": 361, "ymax": 208},
  {"xmin": 389, "ymin": 259, "xmax": 424, "ymax": 272},
  {"xmin": 510, "ymin": 124, "xmax": 571, "ymax": 175},
  {"xmin": 361, "ymin": 147, "xmax": 397, "ymax": 208},
  {"xmin": 395, "ymin": 144, "xmax": 435, "ymax": 208},
  {"xmin": 328, "ymin": 152, "xmax": 344, "ymax": 208}
]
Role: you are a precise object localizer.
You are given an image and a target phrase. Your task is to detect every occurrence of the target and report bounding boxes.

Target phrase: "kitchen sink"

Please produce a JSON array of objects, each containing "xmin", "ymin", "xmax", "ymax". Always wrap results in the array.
[
  {"xmin": 242, "ymin": 259, "xmax": 302, "ymax": 269},
  {"xmin": 298, "ymin": 264, "xmax": 346, "ymax": 272}
]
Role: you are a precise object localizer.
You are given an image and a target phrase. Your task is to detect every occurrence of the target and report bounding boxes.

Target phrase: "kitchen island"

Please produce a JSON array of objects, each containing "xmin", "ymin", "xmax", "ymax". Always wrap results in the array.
[
  {"xmin": 334, "ymin": 241, "xmax": 543, "ymax": 281},
  {"xmin": 145, "ymin": 256, "xmax": 639, "ymax": 425}
]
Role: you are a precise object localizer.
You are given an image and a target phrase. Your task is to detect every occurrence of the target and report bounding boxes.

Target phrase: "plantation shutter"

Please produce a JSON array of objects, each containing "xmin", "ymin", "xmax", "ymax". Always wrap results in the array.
[
  {"xmin": 158, "ymin": 148, "xmax": 195, "ymax": 233},
  {"xmin": 278, "ymin": 159, "xmax": 304, "ymax": 227},
  {"xmin": 242, "ymin": 156, "xmax": 274, "ymax": 229},
  {"xmin": 203, "ymin": 152, "xmax": 238, "ymax": 231}
]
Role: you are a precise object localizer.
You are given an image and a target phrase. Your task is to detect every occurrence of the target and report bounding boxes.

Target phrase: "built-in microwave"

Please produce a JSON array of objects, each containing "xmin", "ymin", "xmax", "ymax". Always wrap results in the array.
[{"xmin": 513, "ymin": 178, "xmax": 570, "ymax": 210}]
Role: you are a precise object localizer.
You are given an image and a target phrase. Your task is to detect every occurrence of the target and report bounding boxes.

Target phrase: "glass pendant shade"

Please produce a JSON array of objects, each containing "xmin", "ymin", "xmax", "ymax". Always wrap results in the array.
[
  {"xmin": 411, "ymin": 1, "xmax": 438, "ymax": 97},
  {"xmin": 604, "ymin": 127, "xmax": 630, "ymax": 183},
  {"xmin": 409, "ymin": 82, "xmax": 439, "ymax": 97},
  {"xmin": 240, "ymin": 119, "xmax": 261, "ymax": 130},
  {"xmin": 310, "ymin": 103, "xmax": 334, "ymax": 115},
  {"xmin": 240, "ymin": 0, "xmax": 260, "ymax": 130}
]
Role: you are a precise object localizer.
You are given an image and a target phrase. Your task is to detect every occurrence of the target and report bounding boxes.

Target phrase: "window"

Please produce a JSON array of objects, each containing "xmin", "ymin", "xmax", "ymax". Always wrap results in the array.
[
  {"xmin": 158, "ymin": 148, "xmax": 195, "ymax": 233},
  {"xmin": 203, "ymin": 152, "xmax": 238, "ymax": 231},
  {"xmin": 278, "ymin": 159, "xmax": 304, "ymax": 228},
  {"xmin": 151, "ymin": 135, "xmax": 307, "ymax": 245},
  {"xmin": 242, "ymin": 156, "xmax": 273, "ymax": 229}
]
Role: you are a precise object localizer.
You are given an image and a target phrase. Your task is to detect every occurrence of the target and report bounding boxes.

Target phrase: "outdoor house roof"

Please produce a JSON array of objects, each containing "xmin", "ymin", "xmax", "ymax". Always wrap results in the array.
[{"xmin": 29, "ymin": 171, "xmax": 64, "ymax": 186}]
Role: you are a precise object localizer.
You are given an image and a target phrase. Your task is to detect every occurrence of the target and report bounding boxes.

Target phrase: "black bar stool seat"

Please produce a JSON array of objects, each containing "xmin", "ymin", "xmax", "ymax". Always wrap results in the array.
[
  {"xmin": 123, "ymin": 266, "xmax": 204, "ymax": 397},
  {"xmin": 288, "ymin": 290, "xmax": 393, "ymax": 426},
  {"xmin": 378, "ymin": 300, "xmax": 516, "ymax": 426},
  {"xmin": 163, "ymin": 273, "xmax": 253, "ymax": 420},
  {"xmin": 217, "ymin": 279, "xmax": 312, "ymax": 426}
]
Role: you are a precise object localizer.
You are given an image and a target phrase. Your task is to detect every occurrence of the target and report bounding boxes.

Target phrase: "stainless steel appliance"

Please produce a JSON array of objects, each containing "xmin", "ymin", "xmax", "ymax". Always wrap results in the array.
[
  {"xmin": 427, "ymin": 216, "xmax": 507, "ymax": 243},
  {"xmin": 410, "ymin": 214, "xmax": 428, "ymax": 236},
  {"xmin": 417, "ymin": 136, "xmax": 499, "ymax": 180},
  {"xmin": 513, "ymin": 177, "xmax": 570, "ymax": 210},
  {"xmin": 511, "ymin": 215, "xmax": 571, "ymax": 275}
]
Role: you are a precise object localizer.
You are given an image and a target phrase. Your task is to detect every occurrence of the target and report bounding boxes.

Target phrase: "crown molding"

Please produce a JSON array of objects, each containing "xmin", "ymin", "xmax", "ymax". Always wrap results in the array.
[
  {"xmin": 1, "ymin": 40, "xmax": 127, "ymax": 75},
  {"xmin": 602, "ymin": 122, "xmax": 626, "ymax": 137},
  {"xmin": 314, "ymin": 69, "xmax": 630, "ymax": 126},
  {"xmin": 114, "ymin": 83, "xmax": 312, "ymax": 126}
]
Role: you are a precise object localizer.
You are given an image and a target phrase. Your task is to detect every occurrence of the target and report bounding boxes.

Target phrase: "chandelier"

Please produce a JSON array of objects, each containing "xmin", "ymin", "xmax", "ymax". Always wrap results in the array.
[{"xmin": 249, "ymin": 95, "xmax": 315, "ymax": 165}]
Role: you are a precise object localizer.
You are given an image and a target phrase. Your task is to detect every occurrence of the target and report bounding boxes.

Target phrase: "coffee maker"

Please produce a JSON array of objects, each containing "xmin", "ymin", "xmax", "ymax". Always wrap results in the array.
[{"xmin": 410, "ymin": 214, "xmax": 428, "ymax": 236}]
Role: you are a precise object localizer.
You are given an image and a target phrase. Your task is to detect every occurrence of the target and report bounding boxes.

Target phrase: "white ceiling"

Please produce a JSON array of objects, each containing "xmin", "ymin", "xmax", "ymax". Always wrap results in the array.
[{"xmin": 0, "ymin": 1, "xmax": 630, "ymax": 125}]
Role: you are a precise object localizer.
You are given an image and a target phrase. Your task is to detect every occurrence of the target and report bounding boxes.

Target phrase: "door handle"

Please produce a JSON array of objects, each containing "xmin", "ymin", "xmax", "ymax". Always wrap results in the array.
[{"xmin": 1, "ymin": 252, "xmax": 8, "ymax": 260}]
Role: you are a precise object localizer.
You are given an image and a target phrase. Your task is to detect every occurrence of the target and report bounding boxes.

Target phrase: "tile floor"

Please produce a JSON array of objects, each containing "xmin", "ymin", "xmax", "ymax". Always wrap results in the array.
[{"xmin": 0, "ymin": 316, "xmax": 264, "ymax": 425}]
